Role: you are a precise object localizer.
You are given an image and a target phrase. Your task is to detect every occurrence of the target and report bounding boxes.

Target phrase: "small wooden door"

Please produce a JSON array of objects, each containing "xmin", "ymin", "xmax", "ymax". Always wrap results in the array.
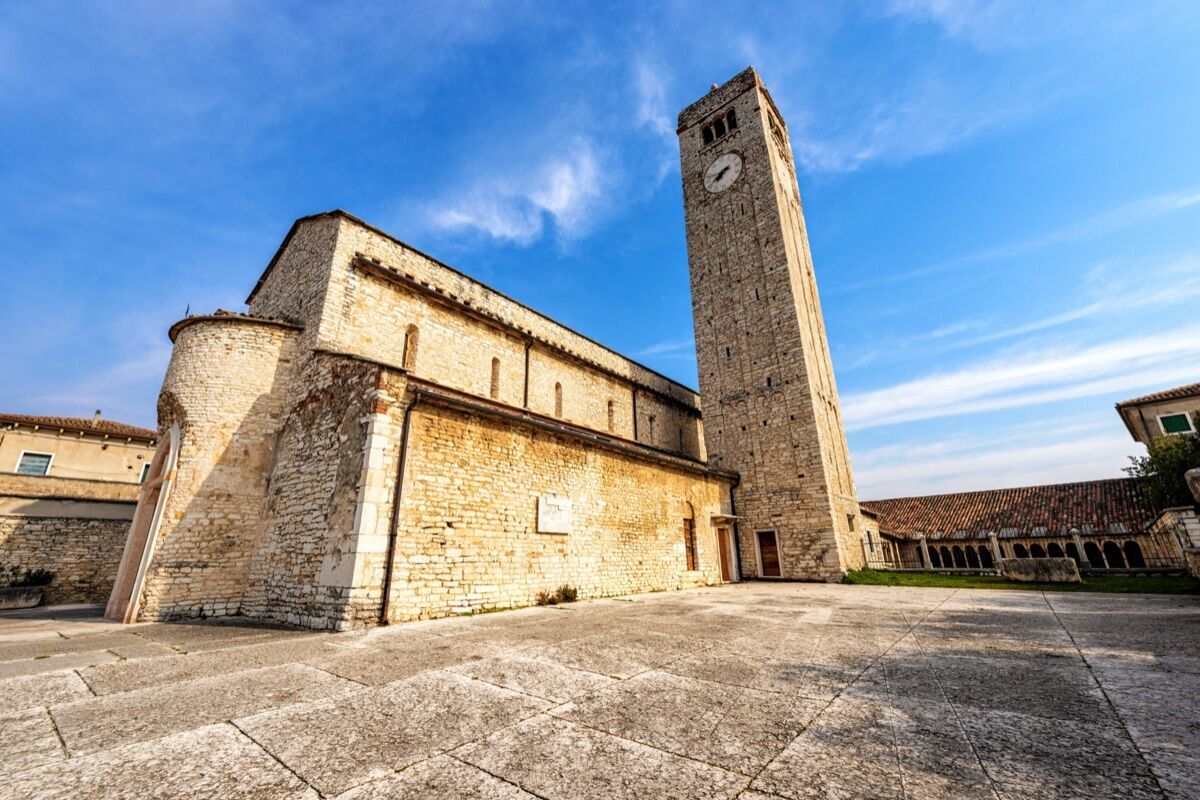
[
  {"xmin": 757, "ymin": 530, "xmax": 782, "ymax": 577},
  {"xmin": 717, "ymin": 527, "xmax": 732, "ymax": 582}
]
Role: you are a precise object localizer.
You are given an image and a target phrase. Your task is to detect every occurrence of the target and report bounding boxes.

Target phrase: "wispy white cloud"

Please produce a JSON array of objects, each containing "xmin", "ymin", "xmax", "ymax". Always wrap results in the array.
[
  {"xmin": 882, "ymin": 0, "xmax": 1064, "ymax": 51},
  {"xmin": 634, "ymin": 338, "xmax": 695, "ymax": 360},
  {"xmin": 633, "ymin": 58, "xmax": 676, "ymax": 181},
  {"xmin": 843, "ymin": 325, "xmax": 1200, "ymax": 431},
  {"xmin": 429, "ymin": 138, "xmax": 606, "ymax": 245},
  {"xmin": 833, "ymin": 185, "xmax": 1200, "ymax": 294},
  {"xmin": 856, "ymin": 430, "xmax": 1138, "ymax": 498}
]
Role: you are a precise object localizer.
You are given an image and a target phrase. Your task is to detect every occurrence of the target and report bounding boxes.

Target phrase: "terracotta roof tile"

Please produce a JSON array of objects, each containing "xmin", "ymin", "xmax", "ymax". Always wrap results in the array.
[
  {"xmin": 1116, "ymin": 381, "xmax": 1200, "ymax": 408},
  {"xmin": 0, "ymin": 413, "xmax": 156, "ymax": 441},
  {"xmin": 863, "ymin": 478, "xmax": 1154, "ymax": 539}
]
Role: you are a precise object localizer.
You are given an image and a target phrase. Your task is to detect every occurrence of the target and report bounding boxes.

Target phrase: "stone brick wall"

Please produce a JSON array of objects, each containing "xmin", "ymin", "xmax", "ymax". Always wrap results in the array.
[
  {"xmin": 678, "ymin": 68, "xmax": 863, "ymax": 581},
  {"xmin": 0, "ymin": 515, "xmax": 128, "ymax": 604},
  {"xmin": 0, "ymin": 474, "xmax": 139, "ymax": 503},
  {"xmin": 240, "ymin": 352, "xmax": 389, "ymax": 628},
  {"xmin": 136, "ymin": 316, "xmax": 300, "ymax": 620},
  {"xmin": 386, "ymin": 394, "xmax": 733, "ymax": 621},
  {"xmin": 246, "ymin": 215, "xmax": 709, "ymax": 462}
]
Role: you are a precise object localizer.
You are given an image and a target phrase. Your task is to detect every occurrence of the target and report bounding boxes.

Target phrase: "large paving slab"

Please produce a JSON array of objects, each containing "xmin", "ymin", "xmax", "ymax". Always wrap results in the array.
[{"xmin": 0, "ymin": 582, "xmax": 1196, "ymax": 799}]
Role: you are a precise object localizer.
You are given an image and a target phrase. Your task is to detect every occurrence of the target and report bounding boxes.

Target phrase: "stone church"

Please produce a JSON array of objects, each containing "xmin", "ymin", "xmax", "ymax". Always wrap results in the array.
[{"xmin": 106, "ymin": 67, "xmax": 865, "ymax": 630}]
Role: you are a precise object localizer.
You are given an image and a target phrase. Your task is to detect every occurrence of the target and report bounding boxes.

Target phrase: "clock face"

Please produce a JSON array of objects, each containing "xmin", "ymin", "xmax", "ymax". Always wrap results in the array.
[{"xmin": 703, "ymin": 153, "xmax": 743, "ymax": 193}]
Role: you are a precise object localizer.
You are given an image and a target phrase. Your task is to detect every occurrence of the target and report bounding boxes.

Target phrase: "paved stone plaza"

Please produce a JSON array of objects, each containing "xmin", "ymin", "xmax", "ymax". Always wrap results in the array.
[{"xmin": 1, "ymin": 583, "xmax": 1197, "ymax": 799}]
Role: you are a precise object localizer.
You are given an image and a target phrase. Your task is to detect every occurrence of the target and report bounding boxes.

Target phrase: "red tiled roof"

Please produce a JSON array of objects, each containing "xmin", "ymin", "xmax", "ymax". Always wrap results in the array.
[
  {"xmin": 862, "ymin": 478, "xmax": 1155, "ymax": 539},
  {"xmin": 1116, "ymin": 382, "xmax": 1200, "ymax": 408},
  {"xmin": 0, "ymin": 413, "xmax": 156, "ymax": 441}
]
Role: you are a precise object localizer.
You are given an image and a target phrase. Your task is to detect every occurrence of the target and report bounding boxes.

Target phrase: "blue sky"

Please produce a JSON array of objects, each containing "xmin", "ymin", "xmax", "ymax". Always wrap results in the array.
[{"xmin": 2, "ymin": 1, "xmax": 1199, "ymax": 498}]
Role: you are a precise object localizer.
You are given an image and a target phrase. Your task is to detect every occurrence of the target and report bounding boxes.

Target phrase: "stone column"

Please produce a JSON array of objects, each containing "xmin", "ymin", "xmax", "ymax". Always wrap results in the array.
[
  {"xmin": 988, "ymin": 532, "xmax": 1003, "ymax": 567},
  {"xmin": 918, "ymin": 534, "xmax": 932, "ymax": 571}
]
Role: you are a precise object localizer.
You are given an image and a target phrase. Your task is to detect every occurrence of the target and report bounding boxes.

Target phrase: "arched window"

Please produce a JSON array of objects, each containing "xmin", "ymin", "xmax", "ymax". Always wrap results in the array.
[
  {"xmin": 607, "ymin": 400, "xmax": 615, "ymax": 432},
  {"xmin": 702, "ymin": 126, "xmax": 714, "ymax": 145},
  {"xmin": 714, "ymin": 118, "xmax": 726, "ymax": 137},
  {"xmin": 1123, "ymin": 540, "xmax": 1146, "ymax": 569},
  {"xmin": 966, "ymin": 547, "xmax": 980, "ymax": 568},
  {"xmin": 727, "ymin": 109, "xmax": 738, "ymax": 130},
  {"xmin": 1066, "ymin": 542, "xmax": 1081, "ymax": 565},
  {"xmin": 1047, "ymin": 542, "xmax": 1064, "ymax": 558},
  {"xmin": 928, "ymin": 548, "xmax": 940, "ymax": 568},
  {"xmin": 402, "ymin": 325, "xmax": 419, "ymax": 370},
  {"xmin": 554, "ymin": 382, "xmax": 563, "ymax": 419},
  {"xmin": 1103, "ymin": 541, "xmax": 1126, "ymax": 569},
  {"xmin": 939, "ymin": 546, "xmax": 951, "ymax": 567},
  {"xmin": 1084, "ymin": 541, "xmax": 1105, "ymax": 568},
  {"xmin": 1030, "ymin": 544, "xmax": 1046, "ymax": 559},
  {"xmin": 952, "ymin": 546, "xmax": 966, "ymax": 568},
  {"xmin": 489, "ymin": 358, "xmax": 501, "ymax": 400},
  {"xmin": 979, "ymin": 546, "xmax": 994, "ymax": 568},
  {"xmin": 1013, "ymin": 543, "xmax": 1028, "ymax": 558}
]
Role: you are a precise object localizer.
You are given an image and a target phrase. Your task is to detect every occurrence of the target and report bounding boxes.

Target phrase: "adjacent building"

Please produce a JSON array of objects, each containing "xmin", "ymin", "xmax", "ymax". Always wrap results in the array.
[
  {"xmin": 1117, "ymin": 382, "xmax": 1200, "ymax": 445},
  {"xmin": 0, "ymin": 413, "xmax": 155, "ymax": 604}
]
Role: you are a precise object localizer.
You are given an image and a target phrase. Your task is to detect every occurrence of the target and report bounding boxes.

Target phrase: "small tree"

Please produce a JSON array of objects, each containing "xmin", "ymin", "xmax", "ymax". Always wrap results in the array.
[{"xmin": 1125, "ymin": 412, "xmax": 1200, "ymax": 510}]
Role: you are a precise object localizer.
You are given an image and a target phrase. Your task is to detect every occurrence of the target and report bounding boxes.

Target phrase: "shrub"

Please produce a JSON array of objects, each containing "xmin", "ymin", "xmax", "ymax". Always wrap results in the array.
[
  {"xmin": 535, "ymin": 585, "xmax": 578, "ymax": 605},
  {"xmin": 1, "ymin": 567, "xmax": 55, "ymax": 588},
  {"xmin": 1125, "ymin": 414, "xmax": 1200, "ymax": 510}
]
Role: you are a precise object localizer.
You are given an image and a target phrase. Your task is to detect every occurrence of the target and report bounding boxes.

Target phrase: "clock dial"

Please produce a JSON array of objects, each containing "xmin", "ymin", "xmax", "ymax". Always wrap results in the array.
[{"xmin": 704, "ymin": 153, "xmax": 743, "ymax": 193}]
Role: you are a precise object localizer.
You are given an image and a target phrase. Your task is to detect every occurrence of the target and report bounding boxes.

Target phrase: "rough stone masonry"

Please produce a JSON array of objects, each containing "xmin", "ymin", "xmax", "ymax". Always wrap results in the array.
[{"xmin": 106, "ymin": 67, "xmax": 863, "ymax": 630}]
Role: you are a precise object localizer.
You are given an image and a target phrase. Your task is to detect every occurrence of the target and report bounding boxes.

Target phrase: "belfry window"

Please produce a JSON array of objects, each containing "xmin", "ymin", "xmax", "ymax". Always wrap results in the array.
[{"xmin": 700, "ymin": 109, "xmax": 739, "ymax": 147}]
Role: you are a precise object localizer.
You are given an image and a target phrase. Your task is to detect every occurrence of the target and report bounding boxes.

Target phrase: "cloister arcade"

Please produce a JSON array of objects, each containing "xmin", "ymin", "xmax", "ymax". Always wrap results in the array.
[{"xmin": 872, "ymin": 530, "xmax": 1180, "ymax": 573}]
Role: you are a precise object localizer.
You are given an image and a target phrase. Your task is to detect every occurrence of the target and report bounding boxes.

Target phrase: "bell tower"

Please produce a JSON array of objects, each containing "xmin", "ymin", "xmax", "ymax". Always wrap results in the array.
[{"xmin": 677, "ymin": 68, "xmax": 863, "ymax": 580}]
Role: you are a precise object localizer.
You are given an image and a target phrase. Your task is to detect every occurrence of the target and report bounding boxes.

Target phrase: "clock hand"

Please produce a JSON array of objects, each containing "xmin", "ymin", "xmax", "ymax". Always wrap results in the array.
[{"xmin": 714, "ymin": 166, "xmax": 730, "ymax": 182}]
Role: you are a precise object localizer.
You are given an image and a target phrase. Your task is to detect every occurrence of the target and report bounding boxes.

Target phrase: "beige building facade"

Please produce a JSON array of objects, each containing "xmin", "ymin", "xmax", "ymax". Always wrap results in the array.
[
  {"xmin": 1, "ymin": 413, "xmax": 157, "ymax": 483},
  {"xmin": 107, "ymin": 68, "xmax": 860, "ymax": 629},
  {"xmin": 1117, "ymin": 382, "xmax": 1200, "ymax": 445}
]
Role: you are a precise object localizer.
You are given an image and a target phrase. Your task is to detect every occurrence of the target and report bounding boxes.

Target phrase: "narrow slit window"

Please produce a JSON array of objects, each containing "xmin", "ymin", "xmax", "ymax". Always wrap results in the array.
[
  {"xmin": 607, "ymin": 399, "xmax": 615, "ymax": 432},
  {"xmin": 554, "ymin": 382, "xmax": 563, "ymax": 419},
  {"xmin": 490, "ymin": 357, "xmax": 500, "ymax": 400},
  {"xmin": 402, "ymin": 325, "xmax": 419, "ymax": 370}
]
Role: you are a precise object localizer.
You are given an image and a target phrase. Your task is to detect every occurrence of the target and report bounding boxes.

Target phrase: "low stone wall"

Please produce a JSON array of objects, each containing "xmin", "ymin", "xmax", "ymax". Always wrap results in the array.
[
  {"xmin": 1002, "ymin": 557, "xmax": 1080, "ymax": 583},
  {"xmin": 0, "ymin": 474, "xmax": 136, "ymax": 605},
  {"xmin": 0, "ymin": 515, "xmax": 130, "ymax": 604}
]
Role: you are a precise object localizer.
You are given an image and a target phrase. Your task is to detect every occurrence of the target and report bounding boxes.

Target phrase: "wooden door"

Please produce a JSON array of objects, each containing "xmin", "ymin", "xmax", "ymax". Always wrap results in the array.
[
  {"xmin": 757, "ymin": 530, "xmax": 781, "ymax": 577},
  {"xmin": 717, "ymin": 527, "xmax": 732, "ymax": 582}
]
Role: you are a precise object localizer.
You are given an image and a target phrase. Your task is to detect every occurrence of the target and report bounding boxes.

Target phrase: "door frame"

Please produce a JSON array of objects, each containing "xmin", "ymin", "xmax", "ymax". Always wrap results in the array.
[
  {"xmin": 754, "ymin": 528, "xmax": 782, "ymax": 578},
  {"xmin": 716, "ymin": 525, "xmax": 738, "ymax": 582}
]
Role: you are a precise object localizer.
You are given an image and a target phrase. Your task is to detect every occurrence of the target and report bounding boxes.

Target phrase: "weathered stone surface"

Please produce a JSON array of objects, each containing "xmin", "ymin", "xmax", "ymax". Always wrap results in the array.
[
  {"xmin": 52, "ymin": 663, "xmax": 354, "ymax": 755},
  {"xmin": 555, "ymin": 670, "xmax": 824, "ymax": 775},
  {"xmin": 455, "ymin": 716, "xmax": 748, "ymax": 800},
  {"xmin": 448, "ymin": 653, "xmax": 617, "ymax": 703},
  {"xmin": 7, "ymin": 723, "xmax": 307, "ymax": 799},
  {"xmin": 235, "ymin": 670, "xmax": 550, "ymax": 796},
  {"xmin": 0, "ymin": 669, "xmax": 92, "ymax": 714},
  {"xmin": 331, "ymin": 755, "xmax": 539, "ymax": 800},
  {"xmin": 1002, "ymin": 556, "xmax": 1081, "ymax": 583},
  {"xmin": 1, "ymin": 584, "xmax": 1196, "ymax": 800},
  {"xmin": 0, "ymin": 707, "xmax": 66, "ymax": 777}
]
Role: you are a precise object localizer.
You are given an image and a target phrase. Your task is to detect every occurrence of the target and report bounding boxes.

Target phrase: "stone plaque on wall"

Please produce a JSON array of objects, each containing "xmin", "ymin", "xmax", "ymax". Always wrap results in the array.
[{"xmin": 537, "ymin": 495, "xmax": 572, "ymax": 534}]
